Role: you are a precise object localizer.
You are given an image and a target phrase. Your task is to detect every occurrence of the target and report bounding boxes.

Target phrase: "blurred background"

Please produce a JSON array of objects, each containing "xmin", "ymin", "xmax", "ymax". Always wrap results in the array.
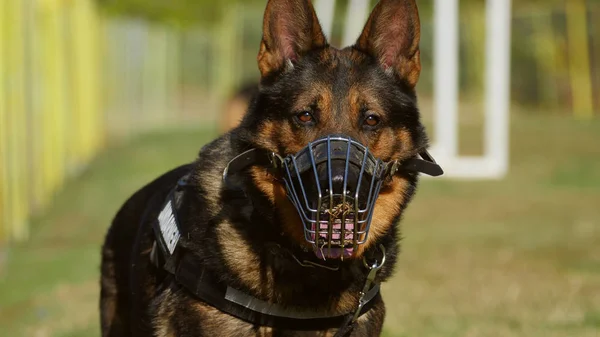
[{"xmin": 0, "ymin": 0, "xmax": 599, "ymax": 336}]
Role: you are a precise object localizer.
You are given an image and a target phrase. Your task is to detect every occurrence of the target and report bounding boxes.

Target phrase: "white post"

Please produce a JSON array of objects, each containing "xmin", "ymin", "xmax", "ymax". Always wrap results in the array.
[
  {"xmin": 485, "ymin": 0, "xmax": 512, "ymax": 176},
  {"xmin": 432, "ymin": 0, "xmax": 459, "ymax": 160},
  {"xmin": 313, "ymin": 0, "xmax": 336, "ymax": 41},
  {"xmin": 342, "ymin": 0, "xmax": 370, "ymax": 47}
]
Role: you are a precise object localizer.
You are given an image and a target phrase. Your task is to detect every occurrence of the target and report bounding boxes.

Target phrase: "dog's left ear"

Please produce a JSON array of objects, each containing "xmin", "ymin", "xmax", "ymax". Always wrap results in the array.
[
  {"xmin": 257, "ymin": 0, "xmax": 327, "ymax": 78},
  {"xmin": 355, "ymin": 0, "xmax": 421, "ymax": 88}
]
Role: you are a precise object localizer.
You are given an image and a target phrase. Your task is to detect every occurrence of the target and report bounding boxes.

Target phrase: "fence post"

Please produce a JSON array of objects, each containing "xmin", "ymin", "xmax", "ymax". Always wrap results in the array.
[
  {"xmin": 589, "ymin": 3, "xmax": 599, "ymax": 115},
  {"xmin": 166, "ymin": 28, "xmax": 180, "ymax": 122},
  {"xmin": 433, "ymin": 0, "xmax": 459, "ymax": 159},
  {"xmin": 213, "ymin": 5, "xmax": 239, "ymax": 118},
  {"xmin": 0, "ymin": 0, "xmax": 7, "ymax": 241},
  {"xmin": 314, "ymin": 0, "xmax": 336, "ymax": 40},
  {"xmin": 5, "ymin": 0, "xmax": 29, "ymax": 241},
  {"xmin": 566, "ymin": 0, "xmax": 593, "ymax": 119},
  {"xmin": 69, "ymin": 0, "xmax": 103, "ymax": 167},
  {"xmin": 39, "ymin": 0, "xmax": 69, "ymax": 203},
  {"xmin": 531, "ymin": 9, "xmax": 560, "ymax": 110},
  {"xmin": 142, "ymin": 25, "xmax": 169, "ymax": 129},
  {"xmin": 464, "ymin": 3, "xmax": 486, "ymax": 96},
  {"xmin": 342, "ymin": 0, "xmax": 370, "ymax": 47}
]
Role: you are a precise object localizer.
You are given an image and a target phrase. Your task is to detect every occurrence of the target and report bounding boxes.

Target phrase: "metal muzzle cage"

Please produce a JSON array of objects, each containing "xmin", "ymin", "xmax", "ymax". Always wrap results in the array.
[
  {"xmin": 280, "ymin": 136, "xmax": 387, "ymax": 257},
  {"xmin": 222, "ymin": 132, "xmax": 443, "ymax": 259}
]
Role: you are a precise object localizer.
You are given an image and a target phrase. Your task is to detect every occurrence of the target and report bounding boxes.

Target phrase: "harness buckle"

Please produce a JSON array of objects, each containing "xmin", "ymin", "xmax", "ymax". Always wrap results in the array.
[
  {"xmin": 388, "ymin": 160, "xmax": 401, "ymax": 177},
  {"xmin": 269, "ymin": 152, "xmax": 284, "ymax": 170}
]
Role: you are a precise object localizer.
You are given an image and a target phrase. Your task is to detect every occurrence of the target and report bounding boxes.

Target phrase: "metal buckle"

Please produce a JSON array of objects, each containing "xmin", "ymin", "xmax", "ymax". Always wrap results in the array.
[
  {"xmin": 386, "ymin": 160, "xmax": 401, "ymax": 178},
  {"xmin": 352, "ymin": 244, "xmax": 386, "ymax": 322},
  {"xmin": 269, "ymin": 152, "xmax": 284, "ymax": 170}
]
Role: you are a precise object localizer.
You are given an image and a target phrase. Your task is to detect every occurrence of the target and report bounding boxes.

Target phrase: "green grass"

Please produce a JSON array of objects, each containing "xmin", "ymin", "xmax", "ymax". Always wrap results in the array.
[{"xmin": 1, "ymin": 113, "xmax": 599, "ymax": 337}]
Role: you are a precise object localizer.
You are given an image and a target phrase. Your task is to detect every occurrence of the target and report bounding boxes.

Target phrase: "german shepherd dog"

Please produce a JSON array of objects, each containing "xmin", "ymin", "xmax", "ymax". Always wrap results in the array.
[{"xmin": 100, "ymin": 0, "xmax": 443, "ymax": 336}]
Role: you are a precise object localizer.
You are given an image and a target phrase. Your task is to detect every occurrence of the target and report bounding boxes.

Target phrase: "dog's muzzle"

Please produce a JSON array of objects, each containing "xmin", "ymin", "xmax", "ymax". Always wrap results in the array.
[
  {"xmin": 279, "ymin": 136, "xmax": 387, "ymax": 259},
  {"xmin": 223, "ymin": 135, "xmax": 443, "ymax": 260}
]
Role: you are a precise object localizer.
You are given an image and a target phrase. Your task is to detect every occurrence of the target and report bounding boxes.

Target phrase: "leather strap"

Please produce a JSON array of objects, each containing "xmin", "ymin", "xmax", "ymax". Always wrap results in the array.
[
  {"xmin": 222, "ymin": 148, "xmax": 280, "ymax": 181},
  {"xmin": 397, "ymin": 150, "xmax": 444, "ymax": 177},
  {"xmin": 223, "ymin": 148, "xmax": 443, "ymax": 180}
]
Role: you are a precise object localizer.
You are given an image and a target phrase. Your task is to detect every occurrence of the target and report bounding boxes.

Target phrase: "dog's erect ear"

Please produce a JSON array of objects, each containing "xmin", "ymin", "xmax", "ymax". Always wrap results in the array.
[
  {"xmin": 258, "ymin": 0, "xmax": 327, "ymax": 78},
  {"xmin": 355, "ymin": 0, "xmax": 421, "ymax": 87}
]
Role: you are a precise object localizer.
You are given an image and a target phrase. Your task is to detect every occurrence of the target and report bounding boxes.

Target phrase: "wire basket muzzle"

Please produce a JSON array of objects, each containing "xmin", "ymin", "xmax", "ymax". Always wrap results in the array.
[{"xmin": 281, "ymin": 136, "xmax": 386, "ymax": 258}]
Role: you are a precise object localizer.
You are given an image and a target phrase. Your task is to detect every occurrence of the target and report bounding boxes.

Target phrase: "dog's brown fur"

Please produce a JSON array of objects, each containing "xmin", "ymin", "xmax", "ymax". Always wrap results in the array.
[{"xmin": 101, "ymin": 0, "xmax": 428, "ymax": 336}]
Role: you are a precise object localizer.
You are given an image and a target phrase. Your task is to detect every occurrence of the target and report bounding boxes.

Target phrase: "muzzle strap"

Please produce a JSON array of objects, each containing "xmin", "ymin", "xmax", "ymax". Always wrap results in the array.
[
  {"xmin": 222, "ymin": 148, "xmax": 283, "ymax": 181},
  {"xmin": 387, "ymin": 150, "xmax": 443, "ymax": 177},
  {"xmin": 222, "ymin": 148, "xmax": 443, "ymax": 181}
]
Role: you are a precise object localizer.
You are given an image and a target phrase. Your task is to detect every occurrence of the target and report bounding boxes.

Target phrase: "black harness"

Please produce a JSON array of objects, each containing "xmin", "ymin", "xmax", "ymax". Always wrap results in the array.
[{"xmin": 150, "ymin": 175, "xmax": 384, "ymax": 336}]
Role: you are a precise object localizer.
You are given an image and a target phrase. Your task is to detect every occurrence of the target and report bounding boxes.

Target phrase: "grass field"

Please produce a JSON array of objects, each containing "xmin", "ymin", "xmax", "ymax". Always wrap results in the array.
[{"xmin": 0, "ymin": 112, "xmax": 599, "ymax": 337}]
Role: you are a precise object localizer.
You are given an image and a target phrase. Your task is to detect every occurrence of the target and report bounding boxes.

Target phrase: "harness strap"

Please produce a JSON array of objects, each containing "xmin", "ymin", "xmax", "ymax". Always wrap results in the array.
[
  {"xmin": 151, "ymin": 175, "xmax": 188, "ymax": 274},
  {"xmin": 174, "ymin": 252, "xmax": 380, "ymax": 331}
]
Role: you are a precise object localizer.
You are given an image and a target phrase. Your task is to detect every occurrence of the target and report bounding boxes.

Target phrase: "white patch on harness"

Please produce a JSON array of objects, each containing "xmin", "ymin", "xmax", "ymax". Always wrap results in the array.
[{"xmin": 158, "ymin": 200, "xmax": 180, "ymax": 255}]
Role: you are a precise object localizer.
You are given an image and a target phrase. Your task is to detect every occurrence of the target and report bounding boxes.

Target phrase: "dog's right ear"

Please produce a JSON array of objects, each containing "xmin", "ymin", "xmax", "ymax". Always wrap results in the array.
[
  {"xmin": 257, "ymin": 0, "xmax": 327, "ymax": 78},
  {"xmin": 355, "ymin": 0, "xmax": 421, "ymax": 88}
]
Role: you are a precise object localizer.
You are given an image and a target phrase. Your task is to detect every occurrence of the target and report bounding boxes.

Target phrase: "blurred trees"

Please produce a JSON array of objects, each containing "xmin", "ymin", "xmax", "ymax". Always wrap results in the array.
[
  {"xmin": 96, "ymin": 0, "xmax": 599, "ymax": 115},
  {"xmin": 96, "ymin": 0, "xmax": 571, "ymax": 26},
  {"xmin": 97, "ymin": 0, "xmax": 264, "ymax": 26}
]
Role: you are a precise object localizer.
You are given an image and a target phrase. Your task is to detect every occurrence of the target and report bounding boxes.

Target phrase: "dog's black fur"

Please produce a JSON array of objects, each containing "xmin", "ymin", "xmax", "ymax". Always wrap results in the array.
[{"xmin": 101, "ymin": 0, "xmax": 428, "ymax": 336}]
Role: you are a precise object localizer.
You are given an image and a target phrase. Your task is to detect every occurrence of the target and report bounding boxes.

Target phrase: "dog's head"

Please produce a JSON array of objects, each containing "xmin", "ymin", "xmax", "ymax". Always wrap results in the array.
[{"xmin": 239, "ymin": 0, "xmax": 430, "ymax": 260}]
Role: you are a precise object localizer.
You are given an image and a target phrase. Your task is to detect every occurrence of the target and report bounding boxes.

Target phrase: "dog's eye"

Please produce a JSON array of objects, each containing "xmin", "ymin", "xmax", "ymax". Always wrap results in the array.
[
  {"xmin": 296, "ymin": 111, "xmax": 314, "ymax": 124},
  {"xmin": 364, "ymin": 115, "xmax": 380, "ymax": 127}
]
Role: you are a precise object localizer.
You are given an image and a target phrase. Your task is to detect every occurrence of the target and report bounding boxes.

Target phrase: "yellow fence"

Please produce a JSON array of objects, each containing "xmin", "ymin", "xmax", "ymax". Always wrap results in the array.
[
  {"xmin": 0, "ymin": 0, "xmax": 226, "ymax": 242},
  {"xmin": 0, "ymin": 0, "xmax": 598, "ymax": 242},
  {"xmin": 0, "ymin": 0, "xmax": 103, "ymax": 241}
]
